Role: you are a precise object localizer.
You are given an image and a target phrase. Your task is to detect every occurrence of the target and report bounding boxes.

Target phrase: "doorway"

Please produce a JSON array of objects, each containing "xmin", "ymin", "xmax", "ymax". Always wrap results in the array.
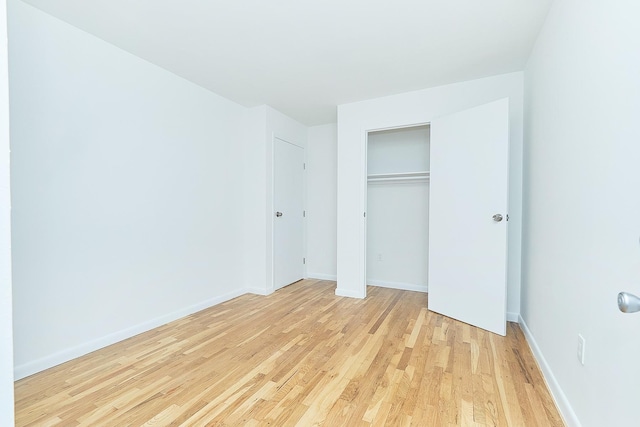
[
  {"xmin": 362, "ymin": 98, "xmax": 510, "ymax": 336},
  {"xmin": 366, "ymin": 125, "xmax": 431, "ymax": 293}
]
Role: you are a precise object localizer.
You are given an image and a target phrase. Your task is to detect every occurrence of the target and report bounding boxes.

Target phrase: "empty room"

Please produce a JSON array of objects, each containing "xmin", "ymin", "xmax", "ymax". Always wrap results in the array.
[{"xmin": 1, "ymin": 0, "xmax": 639, "ymax": 426}]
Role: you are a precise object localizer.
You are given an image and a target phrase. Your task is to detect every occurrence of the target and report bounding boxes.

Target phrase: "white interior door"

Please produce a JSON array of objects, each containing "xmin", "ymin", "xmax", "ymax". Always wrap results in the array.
[
  {"xmin": 274, "ymin": 138, "xmax": 304, "ymax": 290},
  {"xmin": 428, "ymin": 98, "xmax": 509, "ymax": 335}
]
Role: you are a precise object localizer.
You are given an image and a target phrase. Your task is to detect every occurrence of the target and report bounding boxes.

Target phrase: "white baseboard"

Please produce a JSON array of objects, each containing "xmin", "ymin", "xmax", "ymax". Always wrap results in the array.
[
  {"xmin": 245, "ymin": 287, "xmax": 270, "ymax": 296},
  {"xmin": 519, "ymin": 315, "xmax": 581, "ymax": 427},
  {"xmin": 368, "ymin": 279, "xmax": 427, "ymax": 293},
  {"xmin": 335, "ymin": 287, "xmax": 365, "ymax": 299},
  {"xmin": 307, "ymin": 273, "xmax": 337, "ymax": 281},
  {"xmin": 14, "ymin": 288, "xmax": 249, "ymax": 380},
  {"xmin": 506, "ymin": 312, "xmax": 519, "ymax": 322}
]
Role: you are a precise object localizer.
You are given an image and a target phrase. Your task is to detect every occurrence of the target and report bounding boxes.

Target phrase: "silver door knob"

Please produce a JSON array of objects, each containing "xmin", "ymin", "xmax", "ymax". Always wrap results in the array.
[
  {"xmin": 275, "ymin": 212, "xmax": 283, "ymax": 217},
  {"xmin": 618, "ymin": 292, "xmax": 640, "ymax": 313},
  {"xmin": 492, "ymin": 214, "xmax": 503, "ymax": 222}
]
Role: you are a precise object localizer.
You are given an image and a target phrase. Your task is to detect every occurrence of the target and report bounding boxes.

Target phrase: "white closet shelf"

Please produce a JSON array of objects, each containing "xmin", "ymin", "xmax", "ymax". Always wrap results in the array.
[{"xmin": 367, "ymin": 171, "xmax": 430, "ymax": 183}]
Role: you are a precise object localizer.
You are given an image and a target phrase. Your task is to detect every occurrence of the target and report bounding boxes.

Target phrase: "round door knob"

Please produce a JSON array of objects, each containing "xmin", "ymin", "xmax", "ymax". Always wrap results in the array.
[
  {"xmin": 492, "ymin": 214, "xmax": 503, "ymax": 222},
  {"xmin": 618, "ymin": 292, "xmax": 640, "ymax": 313},
  {"xmin": 275, "ymin": 212, "xmax": 283, "ymax": 217}
]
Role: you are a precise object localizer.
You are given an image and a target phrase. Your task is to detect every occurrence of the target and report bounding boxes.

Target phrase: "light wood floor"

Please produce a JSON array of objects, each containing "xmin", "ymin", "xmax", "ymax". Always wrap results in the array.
[{"xmin": 15, "ymin": 280, "xmax": 564, "ymax": 426}]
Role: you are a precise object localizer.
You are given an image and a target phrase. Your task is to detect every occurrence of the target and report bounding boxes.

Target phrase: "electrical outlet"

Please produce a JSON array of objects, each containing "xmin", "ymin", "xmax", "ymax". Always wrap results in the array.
[
  {"xmin": 577, "ymin": 334, "xmax": 586, "ymax": 365},
  {"xmin": 377, "ymin": 253, "xmax": 383, "ymax": 262}
]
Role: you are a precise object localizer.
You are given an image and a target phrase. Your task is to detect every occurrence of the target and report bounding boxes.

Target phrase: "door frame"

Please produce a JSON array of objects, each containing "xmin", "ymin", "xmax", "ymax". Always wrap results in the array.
[
  {"xmin": 269, "ymin": 134, "xmax": 307, "ymax": 293},
  {"xmin": 361, "ymin": 121, "xmax": 431, "ymax": 298},
  {"xmin": 0, "ymin": 0, "xmax": 15, "ymax": 423}
]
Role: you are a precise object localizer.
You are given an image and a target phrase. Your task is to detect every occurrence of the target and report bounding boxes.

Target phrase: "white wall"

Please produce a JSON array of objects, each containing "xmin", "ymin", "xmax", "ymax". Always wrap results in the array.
[
  {"xmin": 367, "ymin": 126, "xmax": 430, "ymax": 175},
  {"xmin": 306, "ymin": 123, "xmax": 337, "ymax": 280},
  {"xmin": 336, "ymin": 72, "xmax": 524, "ymax": 315},
  {"xmin": 367, "ymin": 182, "xmax": 429, "ymax": 291},
  {"xmin": 242, "ymin": 106, "xmax": 268, "ymax": 293},
  {"xmin": 9, "ymin": 1, "xmax": 248, "ymax": 378},
  {"xmin": 242, "ymin": 105, "xmax": 307, "ymax": 294},
  {"xmin": 0, "ymin": 0, "xmax": 14, "ymax": 423},
  {"xmin": 522, "ymin": 0, "xmax": 640, "ymax": 425}
]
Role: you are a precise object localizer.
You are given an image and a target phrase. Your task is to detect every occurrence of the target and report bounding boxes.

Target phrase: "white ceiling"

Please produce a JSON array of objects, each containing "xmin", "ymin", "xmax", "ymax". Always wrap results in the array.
[{"xmin": 20, "ymin": 0, "xmax": 553, "ymax": 125}]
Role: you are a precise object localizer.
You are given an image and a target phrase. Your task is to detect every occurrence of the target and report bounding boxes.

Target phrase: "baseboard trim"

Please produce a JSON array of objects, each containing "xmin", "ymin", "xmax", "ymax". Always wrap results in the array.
[
  {"xmin": 519, "ymin": 315, "xmax": 581, "ymax": 427},
  {"xmin": 368, "ymin": 280, "xmax": 427, "ymax": 293},
  {"xmin": 14, "ymin": 288, "xmax": 249, "ymax": 380},
  {"xmin": 335, "ymin": 287, "xmax": 365, "ymax": 299},
  {"xmin": 506, "ymin": 312, "xmax": 519, "ymax": 322},
  {"xmin": 307, "ymin": 273, "xmax": 337, "ymax": 281},
  {"xmin": 245, "ymin": 287, "xmax": 270, "ymax": 296}
]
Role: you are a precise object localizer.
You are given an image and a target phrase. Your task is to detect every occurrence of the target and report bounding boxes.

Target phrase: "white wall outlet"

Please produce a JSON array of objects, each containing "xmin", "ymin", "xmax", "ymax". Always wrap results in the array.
[
  {"xmin": 577, "ymin": 334, "xmax": 586, "ymax": 365},
  {"xmin": 377, "ymin": 253, "xmax": 383, "ymax": 262}
]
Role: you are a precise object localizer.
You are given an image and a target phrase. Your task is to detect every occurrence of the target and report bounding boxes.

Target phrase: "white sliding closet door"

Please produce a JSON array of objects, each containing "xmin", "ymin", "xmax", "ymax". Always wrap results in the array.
[{"xmin": 428, "ymin": 98, "xmax": 509, "ymax": 336}]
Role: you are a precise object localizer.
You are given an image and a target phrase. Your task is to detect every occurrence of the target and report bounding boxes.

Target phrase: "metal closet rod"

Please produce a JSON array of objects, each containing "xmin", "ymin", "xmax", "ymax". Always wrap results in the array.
[{"xmin": 367, "ymin": 171, "xmax": 430, "ymax": 183}]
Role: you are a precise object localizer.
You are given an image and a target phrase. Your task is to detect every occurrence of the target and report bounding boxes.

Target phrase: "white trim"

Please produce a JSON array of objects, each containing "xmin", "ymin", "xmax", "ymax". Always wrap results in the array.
[
  {"xmin": 307, "ymin": 273, "xmax": 337, "ymax": 281},
  {"xmin": 0, "ymin": 1, "xmax": 13, "ymax": 424},
  {"xmin": 246, "ymin": 287, "xmax": 271, "ymax": 296},
  {"xmin": 519, "ymin": 315, "xmax": 581, "ymax": 427},
  {"xmin": 506, "ymin": 312, "xmax": 519, "ymax": 322},
  {"xmin": 361, "ymin": 121, "xmax": 432, "ymax": 301},
  {"xmin": 368, "ymin": 279, "xmax": 427, "ymax": 293},
  {"xmin": 268, "ymin": 132, "xmax": 276, "ymax": 293},
  {"xmin": 14, "ymin": 288, "xmax": 249, "ymax": 380},
  {"xmin": 361, "ymin": 127, "xmax": 369, "ymax": 299},
  {"xmin": 335, "ymin": 287, "xmax": 366, "ymax": 299}
]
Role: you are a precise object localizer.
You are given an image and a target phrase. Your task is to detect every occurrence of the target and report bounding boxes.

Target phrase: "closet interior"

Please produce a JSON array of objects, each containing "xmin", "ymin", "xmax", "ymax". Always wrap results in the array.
[{"xmin": 366, "ymin": 125, "xmax": 430, "ymax": 292}]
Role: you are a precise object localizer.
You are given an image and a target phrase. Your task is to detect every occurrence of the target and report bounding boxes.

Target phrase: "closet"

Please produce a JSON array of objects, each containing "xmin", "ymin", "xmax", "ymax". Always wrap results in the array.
[{"xmin": 366, "ymin": 125, "xmax": 430, "ymax": 292}]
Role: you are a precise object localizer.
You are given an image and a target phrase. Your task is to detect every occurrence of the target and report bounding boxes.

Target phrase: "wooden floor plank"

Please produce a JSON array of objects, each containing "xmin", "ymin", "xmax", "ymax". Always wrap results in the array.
[{"xmin": 15, "ymin": 280, "xmax": 564, "ymax": 426}]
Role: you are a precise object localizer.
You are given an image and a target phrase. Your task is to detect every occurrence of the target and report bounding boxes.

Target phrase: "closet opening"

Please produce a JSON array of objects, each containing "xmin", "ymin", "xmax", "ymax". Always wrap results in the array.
[{"xmin": 366, "ymin": 124, "xmax": 430, "ymax": 293}]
